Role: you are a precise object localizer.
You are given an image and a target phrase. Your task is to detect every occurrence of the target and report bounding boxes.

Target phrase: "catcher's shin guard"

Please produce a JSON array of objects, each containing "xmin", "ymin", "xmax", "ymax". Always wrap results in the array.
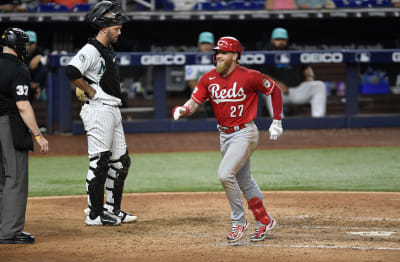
[
  {"xmin": 248, "ymin": 197, "xmax": 271, "ymax": 225},
  {"xmin": 86, "ymin": 151, "xmax": 111, "ymax": 218},
  {"xmin": 106, "ymin": 150, "xmax": 131, "ymax": 212}
]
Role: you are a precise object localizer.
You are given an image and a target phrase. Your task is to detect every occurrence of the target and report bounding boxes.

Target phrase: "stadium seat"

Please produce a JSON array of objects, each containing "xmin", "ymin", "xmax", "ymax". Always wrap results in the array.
[
  {"xmin": 332, "ymin": 0, "xmax": 361, "ymax": 8},
  {"xmin": 333, "ymin": 0, "xmax": 392, "ymax": 8},
  {"xmin": 226, "ymin": 1, "xmax": 264, "ymax": 10},
  {"xmin": 136, "ymin": 0, "xmax": 174, "ymax": 11},
  {"xmin": 72, "ymin": 4, "xmax": 91, "ymax": 12},
  {"xmin": 34, "ymin": 3, "xmax": 70, "ymax": 12},
  {"xmin": 161, "ymin": 0, "xmax": 174, "ymax": 10},
  {"xmin": 362, "ymin": 0, "xmax": 393, "ymax": 7},
  {"xmin": 193, "ymin": 1, "xmax": 227, "ymax": 11}
]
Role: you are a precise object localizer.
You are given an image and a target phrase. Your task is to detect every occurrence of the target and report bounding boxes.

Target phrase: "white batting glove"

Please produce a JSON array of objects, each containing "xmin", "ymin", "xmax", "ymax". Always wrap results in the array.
[
  {"xmin": 268, "ymin": 119, "xmax": 283, "ymax": 140},
  {"xmin": 172, "ymin": 106, "xmax": 189, "ymax": 120}
]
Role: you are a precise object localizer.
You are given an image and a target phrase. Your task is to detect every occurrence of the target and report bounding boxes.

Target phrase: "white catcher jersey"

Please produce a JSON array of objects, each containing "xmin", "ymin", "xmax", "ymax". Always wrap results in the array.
[{"xmin": 69, "ymin": 44, "xmax": 121, "ymax": 106}]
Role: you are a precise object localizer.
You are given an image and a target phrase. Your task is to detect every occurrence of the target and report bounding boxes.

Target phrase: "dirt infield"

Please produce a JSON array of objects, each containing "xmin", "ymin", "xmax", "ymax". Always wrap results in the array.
[
  {"xmin": 1, "ymin": 192, "xmax": 399, "ymax": 262},
  {"xmin": 1, "ymin": 128, "xmax": 400, "ymax": 261}
]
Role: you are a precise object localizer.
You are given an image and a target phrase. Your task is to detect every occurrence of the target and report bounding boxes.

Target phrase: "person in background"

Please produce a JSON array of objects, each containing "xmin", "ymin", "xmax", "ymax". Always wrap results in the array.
[
  {"xmin": 392, "ymin": 0, "xmax": 400, "ymax": 7},
  {"xmin": 265, "ymin": 0, "xmax": 298, "ymax": 10},
  {"xmin": 296, "ymin": 0, "xmax": 336, "ymax": 9},
  {"xmin": 52, "ymin": 0, "xmax": 87, "ymax": 10},
  {"xmin": 0, "ymin": 0, "xmax": 29, "ymax": 12},
  {"xmin": 184, "ymin": 31, "xmax": 216, "ymax": 117},
  {"xmin": 25, "ymin": 31, "xmax": 48, "ymax": 101},
  {"xmin": 262, "ymin": 27, "xmax": 327, "ymax": 118},
  {"xmin": 185, "ymin": 32, "xmax": 215, "ymax": 91}
]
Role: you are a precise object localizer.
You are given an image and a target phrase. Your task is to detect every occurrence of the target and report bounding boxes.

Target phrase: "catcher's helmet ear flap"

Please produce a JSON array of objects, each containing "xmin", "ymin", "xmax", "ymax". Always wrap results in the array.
[
  {"xmin": 212, "ymin": 36, "xmax": 242, "ymax": 65},
  {"xmin": 1, "ymin": 28, "xmax": 30, "ymax": 62},
  {"xmin": 86, "ymin": 0, "xmax": 128, "ymax": 30}
]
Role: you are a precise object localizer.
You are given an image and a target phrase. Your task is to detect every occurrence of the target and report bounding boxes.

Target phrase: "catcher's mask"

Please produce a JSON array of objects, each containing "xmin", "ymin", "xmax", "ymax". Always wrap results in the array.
[
  {"xmin": 1, "ymin": 27, "xmax": 30, "ymax": 62},
  {"xmin": 86, "ymin": 0, "xmax": 128, "ymax": 30}
]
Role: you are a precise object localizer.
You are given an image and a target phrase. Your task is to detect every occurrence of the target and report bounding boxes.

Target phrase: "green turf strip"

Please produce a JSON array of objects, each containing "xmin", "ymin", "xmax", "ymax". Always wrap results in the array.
[{"xmin": 28, "ymin": 146, "xmax": 400, "ymax": 196}]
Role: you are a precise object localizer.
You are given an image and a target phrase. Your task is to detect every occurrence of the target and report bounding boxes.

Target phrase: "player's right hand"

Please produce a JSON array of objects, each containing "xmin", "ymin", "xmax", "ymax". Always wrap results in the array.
[
  {"xmin": 269, "ymin": 119, "xmax": 283, "ymax": 140},
  {"xmin": 86, "ymin": 88, "xmax": 97, "ymax": 100},
  {"xmin": 172, "ymin": 106, "xmax": 189, "ymax": 120}
]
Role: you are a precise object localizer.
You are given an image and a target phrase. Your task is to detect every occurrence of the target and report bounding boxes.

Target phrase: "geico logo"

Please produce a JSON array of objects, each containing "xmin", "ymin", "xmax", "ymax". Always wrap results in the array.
[
  {"xmin": 300, "ymin": 53, "xmax": 343, "ymax": 63},
  {"xmin": 60, "ymin": 56, "xmax": 73, "ymax": 66},
  {"xmin": 141, "ymin": 54, "xmax": 186, "ymax": 65},
  {"xmin": 392, "ymin": 52, "xmax": 400, "ymax": 62},
  {"xmin": 240, "ymin": 54, "xmax": 265, "ymax": 64}
]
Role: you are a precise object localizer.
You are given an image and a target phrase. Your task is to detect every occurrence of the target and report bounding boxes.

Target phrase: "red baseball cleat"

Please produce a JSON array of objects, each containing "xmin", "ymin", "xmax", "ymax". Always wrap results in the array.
[
  {"xmin": 250, "ymin": 217, "xmax": 276, "ymax": 242},
  {"xmin": 227, "ymin": 220, "xmax": 249, "ymax": 243}
]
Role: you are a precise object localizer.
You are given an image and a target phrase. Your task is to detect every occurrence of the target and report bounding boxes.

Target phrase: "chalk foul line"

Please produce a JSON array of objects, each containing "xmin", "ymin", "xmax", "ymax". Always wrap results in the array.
[{"xmin": 213, "ymin": 243, "xmax": 400, "ymax": 251}]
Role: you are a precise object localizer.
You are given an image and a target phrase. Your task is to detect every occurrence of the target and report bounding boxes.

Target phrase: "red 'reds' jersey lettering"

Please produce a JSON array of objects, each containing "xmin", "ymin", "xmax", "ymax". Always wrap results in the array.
[{"xmin": 191, "ymin": 66, "xmax": 277, "ymax": 127}]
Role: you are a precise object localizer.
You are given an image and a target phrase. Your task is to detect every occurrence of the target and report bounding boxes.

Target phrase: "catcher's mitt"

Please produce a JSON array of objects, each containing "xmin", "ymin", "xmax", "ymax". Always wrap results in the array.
[{"xmin": 76, "ymin": 88, "xmax": 85, "ymax": 104}]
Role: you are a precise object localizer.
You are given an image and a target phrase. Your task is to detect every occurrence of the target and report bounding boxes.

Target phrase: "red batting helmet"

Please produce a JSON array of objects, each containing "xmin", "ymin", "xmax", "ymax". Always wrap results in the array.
[{"xmin": 213, "ymin": 36, "xmax": 242, "ymax": 56}]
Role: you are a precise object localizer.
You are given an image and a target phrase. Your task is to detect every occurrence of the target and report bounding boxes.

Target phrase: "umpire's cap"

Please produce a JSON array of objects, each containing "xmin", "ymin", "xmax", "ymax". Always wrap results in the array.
[
  {"xmin": 86, "ymin": 1, "xmax": 128, "ymax": 30},
  {"xmin": 1, "ymin": 28, "xmax": 30, "ymax": 61}
]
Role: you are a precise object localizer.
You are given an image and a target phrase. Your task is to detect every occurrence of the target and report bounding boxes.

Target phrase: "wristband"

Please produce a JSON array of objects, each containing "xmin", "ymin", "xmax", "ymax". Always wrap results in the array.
[
  {"xmin": 182, "ymin": 105, "xmax": 191, "ymax": 116},
  {"xmin": 34, "ymin": 133, "xmax": 41, "ymax": 140}
]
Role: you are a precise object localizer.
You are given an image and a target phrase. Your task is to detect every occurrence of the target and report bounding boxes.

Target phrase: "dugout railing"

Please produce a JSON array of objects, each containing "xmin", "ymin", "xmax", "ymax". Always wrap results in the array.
[{"xmin": 46, "ymin": 50, "xmax": 400, "ymax": 134}]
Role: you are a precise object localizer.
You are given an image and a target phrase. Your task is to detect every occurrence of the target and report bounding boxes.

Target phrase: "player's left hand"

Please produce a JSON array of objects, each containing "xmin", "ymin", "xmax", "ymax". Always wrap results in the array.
[{"xmin": 268, "ymin": 119, "xmax": 283, "ymax": 140}]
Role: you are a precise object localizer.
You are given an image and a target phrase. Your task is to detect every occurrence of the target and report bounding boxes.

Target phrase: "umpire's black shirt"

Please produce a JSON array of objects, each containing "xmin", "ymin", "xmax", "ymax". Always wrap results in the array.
[{"xmin": 0, "ymin": 53, "xmax": 31, "ymax": 116}]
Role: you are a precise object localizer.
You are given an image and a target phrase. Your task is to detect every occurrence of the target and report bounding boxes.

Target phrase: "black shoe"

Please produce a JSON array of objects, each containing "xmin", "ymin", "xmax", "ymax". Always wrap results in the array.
[{"xmin": 0, "ymin": 232, "xmax": 35, "ymax": 244}]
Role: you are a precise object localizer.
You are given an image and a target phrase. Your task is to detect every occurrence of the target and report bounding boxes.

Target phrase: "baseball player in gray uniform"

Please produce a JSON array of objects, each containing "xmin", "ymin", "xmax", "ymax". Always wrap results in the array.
[
  {"xmin": 66, "ymin": 1, "xmax": 136, "ymax": 226},
  {"xmin": 173, "ymin": 36, "xmax": 283, "ymax": 243}
]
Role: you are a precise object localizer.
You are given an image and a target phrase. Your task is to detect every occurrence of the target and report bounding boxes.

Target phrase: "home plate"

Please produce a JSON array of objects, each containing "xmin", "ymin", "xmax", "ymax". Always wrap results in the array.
[{"xmin": 347, "ymin": 231, "xmax": 396, "ymax": 237}]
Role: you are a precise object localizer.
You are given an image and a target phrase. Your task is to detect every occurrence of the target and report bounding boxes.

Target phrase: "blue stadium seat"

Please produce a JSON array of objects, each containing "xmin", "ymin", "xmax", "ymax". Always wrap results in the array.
[
  {"xmin": 226, "ymin": 1, "xmax": 264, "ymax": 10},
  {"xmin": 72, "ymin": 4, "xmax": 91, "ymax": 12},
  {"xmin": 34, "ymin": 3, "xmax": 70, "ymax": 12},
  {"xmin": 362, "ymin": 0, "xmax": 393, "ymax": 7},
  {"xmin": 332, "ymin": 0, "xmax": 361, "ymax": 8},
  {"xmin": 161, "ymin": 0, "xmax": 174, "ymax": 10},
  {"xmin": 193, "ymin": 1, "xmax": 227, "ymax": 11},
  {"xmin": 333, "ymin": 0, "xmax": 393, "ymax": 8}
]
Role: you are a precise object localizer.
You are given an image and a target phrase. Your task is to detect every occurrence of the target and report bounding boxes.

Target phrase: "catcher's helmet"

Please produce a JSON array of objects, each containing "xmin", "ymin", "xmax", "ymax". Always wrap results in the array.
[
  {"xmin": 1, "ymin": 28, "xmax": 30, "ymax": 61},
  {"xmin": 86, "ymin": 0, "xmax": 128, "ymax": 30}
]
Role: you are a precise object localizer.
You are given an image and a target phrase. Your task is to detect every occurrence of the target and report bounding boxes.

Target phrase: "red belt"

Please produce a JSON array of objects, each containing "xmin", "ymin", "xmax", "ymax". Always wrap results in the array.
[{"xmin": 219, "ymin": 124, "xmax": 248, "ymax": 134}]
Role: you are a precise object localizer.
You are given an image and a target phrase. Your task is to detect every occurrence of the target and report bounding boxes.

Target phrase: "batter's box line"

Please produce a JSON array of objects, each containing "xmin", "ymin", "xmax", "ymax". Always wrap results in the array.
[
  {"xmin": 280, "ymin": 215, "xmax": 400, "ymax": 222},
  {"xmin": 212, "ymin": 242, "xmax": 400, "ymax": 251}
]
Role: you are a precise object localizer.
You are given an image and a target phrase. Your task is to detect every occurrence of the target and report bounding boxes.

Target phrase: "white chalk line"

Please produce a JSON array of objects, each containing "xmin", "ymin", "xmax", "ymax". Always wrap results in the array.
[
  {"xmin": 283, "ymin": 215, "xmax": 400, "ymax": 222},
  {"xmin": 213, "ymin": 243, "xmax": 400, "ymax": 251}
]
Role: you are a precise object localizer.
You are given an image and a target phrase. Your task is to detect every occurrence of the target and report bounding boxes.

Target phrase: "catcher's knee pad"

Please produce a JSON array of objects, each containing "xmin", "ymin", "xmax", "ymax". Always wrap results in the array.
[
  {"xmin": 107, "ymin": 150, "xmax": 131, "ymax": 210},
  {"xmin": 88, "ymin": 151, "xmax": 112, "ymax": 185},
  {"xmin": 87, "ymin": 151, "xmax": 111, "ymax": 217},
  {"xmin": 248, "ymin": 197, "xmax": 269, "ymax": 225},
  {"xmin": 110, "ymin": 150, "xmax": 131, "ymax": 181}
]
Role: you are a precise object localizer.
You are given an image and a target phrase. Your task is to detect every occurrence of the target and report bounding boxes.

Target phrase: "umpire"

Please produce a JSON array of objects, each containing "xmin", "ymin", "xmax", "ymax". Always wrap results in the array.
[{"xmin": 0, "ymin": 28, "xmax": 49, "ymax": 244}]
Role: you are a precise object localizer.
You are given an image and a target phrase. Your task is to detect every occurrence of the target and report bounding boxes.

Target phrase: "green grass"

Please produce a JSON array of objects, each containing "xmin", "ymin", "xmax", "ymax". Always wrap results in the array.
[{"xmin": 28, "ymin": 146, "xmax": 400, "ymax": 196}]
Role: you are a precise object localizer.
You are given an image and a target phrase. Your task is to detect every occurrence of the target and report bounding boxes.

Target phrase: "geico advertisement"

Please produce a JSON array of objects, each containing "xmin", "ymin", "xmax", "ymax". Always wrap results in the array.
[
  {"xmin": 140, "ymin": 54, "xmax": 186, "ymax": 65},
  {"xmin": 300, "ymin": 52, "xmax": 343, "ymax": 63},
  {"xmin": 392, "ymin": 52, "xmax": 400, "ymax": 62}
]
